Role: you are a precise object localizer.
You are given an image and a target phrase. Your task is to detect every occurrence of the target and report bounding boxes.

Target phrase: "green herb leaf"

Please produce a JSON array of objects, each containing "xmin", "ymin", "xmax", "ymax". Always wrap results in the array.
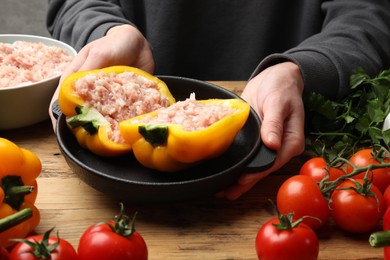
[{"xmin": 305, "ymin": 68, "xmax": 390, "ymax": 157}]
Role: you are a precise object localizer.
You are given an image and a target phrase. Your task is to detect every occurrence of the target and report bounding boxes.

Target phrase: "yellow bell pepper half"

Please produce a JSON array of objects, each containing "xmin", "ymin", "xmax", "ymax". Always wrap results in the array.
[
  {"xmin": 119, "ymin": 98, "xmax": 250, "ymax": 172},
  {"xmin": 58, "ymin": 66, "xmax": 176, "ymax": 157}
]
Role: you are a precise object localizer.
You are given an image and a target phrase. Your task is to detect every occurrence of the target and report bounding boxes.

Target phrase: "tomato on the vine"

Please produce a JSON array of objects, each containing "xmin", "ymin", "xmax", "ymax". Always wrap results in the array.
[
  {"xmin": 276, "ymin": 175, "xmax": 329, "ymax": 230},
  {"xmin": 9, "ymin": 228, "xmax": 78, "ymax": 260},
  {"xmin": 383, "ymin": 208, "xmax": 390, "ymax": 260},
  {"xmin": 299, "ymin": 157, "xmax": 345, "ymax": 182},
  {"xmin": 369, "ymin": 204, "xmax": 390, "ymax": 259},
  {"xmin": 78, "ymin": 204, "xmax": 147, "ymax": 260},
  {"xmin": 330, "ymin": 178, "xmax": 384, "ymax": 233},
  {"xmin": 346, "ymin": 148, "xmax": 390, "ymax": 193},
  {"xmin": 255, "ymin": 212, "xmax": 319, "ymax": 260}
]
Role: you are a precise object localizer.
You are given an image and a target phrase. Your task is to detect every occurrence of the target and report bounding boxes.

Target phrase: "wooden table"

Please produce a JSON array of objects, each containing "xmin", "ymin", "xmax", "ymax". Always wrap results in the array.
[{"xmin": 0, "ymin": 82, "xmax": 383, "ymax": 259}]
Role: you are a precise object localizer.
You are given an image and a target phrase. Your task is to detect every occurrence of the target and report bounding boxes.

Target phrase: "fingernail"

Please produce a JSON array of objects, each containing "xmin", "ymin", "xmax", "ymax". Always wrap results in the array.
[{"xmin": 267, "ymin": 132, "xmax": 279, "ymax": 145}]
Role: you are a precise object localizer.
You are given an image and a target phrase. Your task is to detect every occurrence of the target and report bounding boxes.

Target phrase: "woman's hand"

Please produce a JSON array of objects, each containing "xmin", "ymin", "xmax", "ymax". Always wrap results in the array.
[
  {"xmin": 219, "ymin": 61, "xmax": 306, "ymax": 200},
  {"xmin": 49, "ymin": 24, "xmax": 154, "ymax": 130}
]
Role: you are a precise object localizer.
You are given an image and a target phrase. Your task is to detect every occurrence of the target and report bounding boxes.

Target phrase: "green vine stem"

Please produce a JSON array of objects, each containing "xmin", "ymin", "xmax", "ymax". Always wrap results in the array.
[{"xmin": 318, "ymin": 145, "xmax": 390, "ymax": 198}]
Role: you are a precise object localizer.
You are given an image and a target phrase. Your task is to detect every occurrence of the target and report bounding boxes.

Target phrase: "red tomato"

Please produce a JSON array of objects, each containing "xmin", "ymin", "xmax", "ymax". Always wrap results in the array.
[
  {"xmin": 380, "ymin": 207, "xmax": 390, "ymax": 260},
  {"xmin": 370, "ymin": 207, "xmax": 390, "ymax": 259},
  {"xmin": 385, "ymin": 247, "xmax": 390, "ymax": 260},
  {"xmin": 78, "ymin": 221, "xmax": 147, "ymax": 260},
  {"xmin": 9, "ymin": 232, "xmax": 78, "ymax": 260},
  {"xmin": 276, "ymin": 175, "xmax": 329, "ymax": 230},
  {"xmin": 384, "ymin": 185, "xmax": 390, "ymax": 210},
  {"xmin": 330, "ymin": 179, "xmax": 384, "ymax": 233},
  {"xmin": 346, "ymin": 148, "xmax": 390, "ymax": 193},
  {"xmin": 299, "ymin": 157, "xmax": 345, "ymax": 182},
  {"xmin": 255, "ymin": 217, "xmax": 319, "ymax": 260}
]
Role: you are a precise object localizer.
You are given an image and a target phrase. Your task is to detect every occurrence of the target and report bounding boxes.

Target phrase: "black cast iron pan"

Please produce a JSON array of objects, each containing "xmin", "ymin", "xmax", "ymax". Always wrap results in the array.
[{"xmin": 53, "ymin": 76, "xmax": 276, "ymax": 203}]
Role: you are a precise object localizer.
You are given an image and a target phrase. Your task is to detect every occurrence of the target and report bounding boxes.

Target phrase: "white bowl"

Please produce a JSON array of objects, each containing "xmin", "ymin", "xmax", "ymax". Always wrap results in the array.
[{"xmin": 0, "ymin": 34, "xmax": 77, "ymax": 130}]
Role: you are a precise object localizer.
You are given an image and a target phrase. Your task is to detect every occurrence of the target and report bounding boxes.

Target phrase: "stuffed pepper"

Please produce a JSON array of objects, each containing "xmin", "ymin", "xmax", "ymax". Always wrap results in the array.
[
  {"xmin": 0, "ymin": 137, "xmax": 41, "ymax": 248},
  {"xmin": 119, "ymin": 96, "xmax": 250, "ymax": 172},
  {"xmin": 58, "ymin": 66, "xmax": 176, "ymax": 156}
]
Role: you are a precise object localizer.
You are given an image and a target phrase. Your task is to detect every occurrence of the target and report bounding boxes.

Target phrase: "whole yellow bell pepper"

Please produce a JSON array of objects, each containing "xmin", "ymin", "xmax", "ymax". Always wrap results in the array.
[
  {"xmin": 119, "ymin": 98, "xmax": 250, "ymax": 172},
  {"xmin": 58, "ymin": 66, "xmax": 175, "ymax": 157},
  {"xmin": 0, "ymin": 137, "xmax": 41, "ymax": 248}
]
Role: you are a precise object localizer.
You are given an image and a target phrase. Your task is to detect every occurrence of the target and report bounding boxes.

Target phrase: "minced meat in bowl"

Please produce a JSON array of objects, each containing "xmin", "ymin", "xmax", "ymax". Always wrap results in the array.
[
  {"xmin": 0, "ymin": 34, "xmax": 77, "ymax": 130},
  {"xmin": 0, "ymin": 41, "xmax": 72, "ymax": 88}
]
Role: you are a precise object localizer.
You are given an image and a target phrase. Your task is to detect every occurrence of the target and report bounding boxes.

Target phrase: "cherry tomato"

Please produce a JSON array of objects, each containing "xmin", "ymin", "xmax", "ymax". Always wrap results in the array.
[
  {"xmin": 299, "ymin": 157, "xmax": 345, "ymax": 182},
  {"xmin": 346, "ymin": 148, "xmax": 390, "ymax": 193},
  {"xmin": 78, "ymin": 221, "xmax": 147, "ymax": 260},
  {"xmin": 9, "ymin": 230, "xmax": 78, "ymax": 260},
  {"xmin": 276, "ymin": 175, "xmax": 329, "ymax": 230},
  {"xmin": 380, "ymin": 207, "xmax": 390, "ymax": 260},
  {"xmin": 330, "ymin": 179, "xmax": 384, "ymax": 233},
  {"xmin": 382, "ymin": 208, "xmax": 390, "ymax": 260},
  {"xmin": 255, "ymin": 217, "xmax": 319, "ymax": 260},
  {"xmin": 385, "ymin": 246, "xmax": 390, "ymax": 260},
  {"xmin": 369, "ymin": 207, "xmax": 390, "ymax": 259}
]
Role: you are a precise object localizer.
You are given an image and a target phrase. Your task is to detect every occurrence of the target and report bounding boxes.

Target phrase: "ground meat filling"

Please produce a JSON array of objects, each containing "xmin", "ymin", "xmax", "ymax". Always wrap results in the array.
[
  {"xmin": 74, "ymin": 71, "xmax": 171, "ymax": 143},
  {"xmin": 0, "ymin": 41, "xmax": 72, "ymax": 88},
  {"xmin": 133, "ymin": 97, "xmax": 237, "ymax": 131}
]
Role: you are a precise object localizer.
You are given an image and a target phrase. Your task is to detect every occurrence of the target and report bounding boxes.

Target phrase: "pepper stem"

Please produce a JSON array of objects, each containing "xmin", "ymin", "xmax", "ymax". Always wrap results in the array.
[
  {"xmin": 7, "ymin": 186, "xmax": 34, "ymax": 197},
  {"xmin": 67, "ymin": 106, "xmax": 109, "ymax": 135},
  {"xmin": 0, "ymin": 208, "xmax": 32, "ymax": 232},
  {"xmin": 139, "ymin": 124, "xmax": 168, "ymax": 147},
  {"xmin": 369, "ymin": 230, "xmax": 390, "ymax": 247},
  {"xmin": 2, "ymin": 175, "xmax": 34, "ymax": 210}
]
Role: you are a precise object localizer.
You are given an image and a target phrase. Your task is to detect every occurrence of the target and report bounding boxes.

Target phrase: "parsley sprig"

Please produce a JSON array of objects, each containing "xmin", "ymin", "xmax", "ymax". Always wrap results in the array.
[{"xmin": 304, "ymin": 68, "xmax": 390, "ymax": 157}]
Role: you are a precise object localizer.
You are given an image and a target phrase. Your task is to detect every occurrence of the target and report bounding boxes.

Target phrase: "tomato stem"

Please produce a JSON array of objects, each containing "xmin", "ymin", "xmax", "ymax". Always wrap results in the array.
[
  {"xmin": 0, "ymin": 208, "xmax": 32, "ymax": 232},
  {"xmin": 269, "ymin": 199, "xmax": 308, "ymax": 230},
  {"xmin": 109, "ymin": 202, "xmax": 137, "ymax": 237},
  {"xmin": 370, "ymin": 230, "xmax": 390, "ymax": 247},
  {"xmin": 11, "ymin": 227, "xmax": 60, "ymax": 258},
  {"xmin": 320, "ymin": 160, "xmax": 390, "ymax": 195}
]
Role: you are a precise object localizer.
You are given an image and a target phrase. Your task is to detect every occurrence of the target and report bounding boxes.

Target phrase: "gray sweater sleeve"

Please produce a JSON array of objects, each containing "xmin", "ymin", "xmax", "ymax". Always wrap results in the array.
[
  {"xmin": 47, "ymin": 0, "xmax": 390, "ymax": 100},
  {"xmin": 252, "ymin": 0, "xmax": 390, "ymax": 100},
  {"xmin": 47, "ymin": 0, "xmax": 134, "ymax": 51}
]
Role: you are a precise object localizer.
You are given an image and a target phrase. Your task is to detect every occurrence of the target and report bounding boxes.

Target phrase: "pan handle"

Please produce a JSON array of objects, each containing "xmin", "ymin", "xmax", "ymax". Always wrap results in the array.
[{"xmin": 243, "ymin": 143, "xmax": 276, "ymax": 173}]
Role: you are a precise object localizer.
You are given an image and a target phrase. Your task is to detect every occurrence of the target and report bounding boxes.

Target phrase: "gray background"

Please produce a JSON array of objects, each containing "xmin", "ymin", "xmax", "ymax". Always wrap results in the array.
[{"xmin": 0, "ymin": 0, "xmax": 51, "ymax": 37}]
